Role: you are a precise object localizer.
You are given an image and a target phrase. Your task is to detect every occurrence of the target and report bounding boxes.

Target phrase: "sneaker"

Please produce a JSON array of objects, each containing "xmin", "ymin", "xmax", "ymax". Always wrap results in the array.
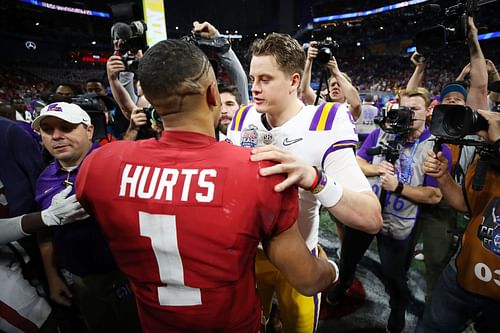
[
  {"xmin": 386, "ymin": 308, "xmax": 406, "ymax": 333},
  {"xmin": 325, "ymin": 279, "xmax": 352, "ymax": 306}
]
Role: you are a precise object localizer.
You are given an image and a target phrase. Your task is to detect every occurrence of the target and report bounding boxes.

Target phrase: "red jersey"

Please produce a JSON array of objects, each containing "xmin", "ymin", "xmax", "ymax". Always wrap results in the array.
[{"xmin": 76, "ymin": 131, "xmax": 298, "ymax": 333}]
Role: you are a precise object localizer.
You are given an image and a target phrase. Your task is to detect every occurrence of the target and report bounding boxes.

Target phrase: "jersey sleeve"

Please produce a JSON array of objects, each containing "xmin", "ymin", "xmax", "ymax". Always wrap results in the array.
[
  {"xmin": 324, "ymin": 147, "xmax": 372, "ymax": 193},
  {"xmin": 75, "ymin": 150, "xmax": 98, "ymax": 214},
  {"xmin": 312, "ymin": 103, "xmax": 359, "ymax": 167},
  {"xmin": 256, "ymin": 161, "xmax": 299, "ymax": 241}
]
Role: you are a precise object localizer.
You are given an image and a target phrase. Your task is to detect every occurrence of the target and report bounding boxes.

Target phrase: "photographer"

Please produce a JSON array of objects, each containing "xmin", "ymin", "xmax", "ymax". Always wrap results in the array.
[
  {"xmin": 418, "ymin": 109, "xmax": 500, "ymax": 332},
  {"xmin": 327, "ymin": 88, "xmax": 451, "ymax": 333},
  {"xmin": 300, "ymin": 41, "xmax": 361, "ymax": 119}
]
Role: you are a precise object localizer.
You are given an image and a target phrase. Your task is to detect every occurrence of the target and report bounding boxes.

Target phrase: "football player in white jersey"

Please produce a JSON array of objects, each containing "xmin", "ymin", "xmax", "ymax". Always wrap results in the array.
[{"xmin": 227, "ymin": 33, "xmax": 382, "ymax": 333}]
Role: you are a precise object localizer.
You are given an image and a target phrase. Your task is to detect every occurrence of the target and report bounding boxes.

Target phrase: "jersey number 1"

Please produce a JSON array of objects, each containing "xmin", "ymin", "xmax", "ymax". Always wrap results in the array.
[{"xmin": 139, "ymin": 211, "xmax": 202, "ymax": 306}]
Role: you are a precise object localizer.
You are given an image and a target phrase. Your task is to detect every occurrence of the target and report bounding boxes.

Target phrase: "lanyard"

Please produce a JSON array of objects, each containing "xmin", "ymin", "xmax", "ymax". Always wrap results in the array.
[{"xmin": 399, "ymin": 138, "xmax": 420, "ymax": 183}]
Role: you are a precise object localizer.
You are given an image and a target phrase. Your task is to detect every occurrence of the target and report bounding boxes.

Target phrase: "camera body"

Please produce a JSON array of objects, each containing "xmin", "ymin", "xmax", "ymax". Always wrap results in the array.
[
  {"xmin": 430, "ymin": 104, "xmax": 488, "ymax": 140},
  {"xmin": 181, "ymin": 33, "xmax": 230, "ymax": 58},
  {"xmin": 416, "ymin": 0, "xmax": 477, "ymax": 55},
  {"xmin": 305, "ymin": 38, "xmax": 340, "ymax": 65},
  {"xmin": 374, "ymin": 106, "xmax": 414, "ymax": 135}
]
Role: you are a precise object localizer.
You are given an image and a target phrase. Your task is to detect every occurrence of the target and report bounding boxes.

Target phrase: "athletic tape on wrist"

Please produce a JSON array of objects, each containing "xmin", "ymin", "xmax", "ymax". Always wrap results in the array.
[{"xmin": 313, "ymin": 174, "xmax": 343, "ymax": 208}]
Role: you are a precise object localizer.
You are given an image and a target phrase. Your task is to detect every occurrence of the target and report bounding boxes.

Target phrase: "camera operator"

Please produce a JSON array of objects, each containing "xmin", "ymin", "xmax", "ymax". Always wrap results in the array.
[
  {"xmin": 418, "ymin": 109, "xmax": 500, "ymax": 332},
  {"xmin": 327, "ymin": 88, "xmax": 452, "ymax": 333},
  {"xmin": 300, "ymin": 41, "xmax": 361, "ymax": 119}
]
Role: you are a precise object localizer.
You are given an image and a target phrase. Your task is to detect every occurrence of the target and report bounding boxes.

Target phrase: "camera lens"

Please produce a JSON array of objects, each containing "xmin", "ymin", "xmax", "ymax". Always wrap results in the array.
[{"xmin": 443, "ymin": 112, "xmax": 464, "ymax": 137}]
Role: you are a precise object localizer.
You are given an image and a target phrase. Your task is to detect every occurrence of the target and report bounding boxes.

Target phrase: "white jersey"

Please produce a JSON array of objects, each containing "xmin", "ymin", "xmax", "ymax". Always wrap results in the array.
[{"xmin": 227, "ymin": 102, "xmax": 371, "ymax": 250}]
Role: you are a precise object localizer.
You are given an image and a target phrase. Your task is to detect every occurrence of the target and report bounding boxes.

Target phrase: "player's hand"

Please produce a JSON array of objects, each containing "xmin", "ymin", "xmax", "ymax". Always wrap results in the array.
[
  {"xmin": 192, "ymin": 21, "xmax": 220, "ymax": 39},
  {"xmin": 107, "ymin": 55, "xmax": 126, "ymax": 81},
  {"xmin": 48, "ymin": 274, "xmax": 72, "ymax": 306},
  {"xmin": 423, "ymin": 150, "xmax": 449, "ymax": 179},
  {"xmin": 250, "ymin": 145, "xmax": 316, "ymax": 192},
  {"xmin": 41, "ymin": 186, "xmax": 89, "ymax": 226}
]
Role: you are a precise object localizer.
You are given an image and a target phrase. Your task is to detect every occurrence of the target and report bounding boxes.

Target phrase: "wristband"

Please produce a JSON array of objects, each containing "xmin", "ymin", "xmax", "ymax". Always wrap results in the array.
[
  {"xmin": 328, "ymin": 259, "xmax": 339, "ymax": 284},
  {"xmin": 313, "ymin": 174, "xmax": 343, "ymax": 208},
  {"xmin": 307, "ymin": 166, "xmax": 320, "ymax": 192},
  {"xmin": 393, "ymin": 181, "xmax": 404, "ymax": 195}
]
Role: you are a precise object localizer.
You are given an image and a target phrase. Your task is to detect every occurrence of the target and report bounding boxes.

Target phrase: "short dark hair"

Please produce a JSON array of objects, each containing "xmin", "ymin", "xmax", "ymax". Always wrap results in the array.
[
  {"xmin": 53, "ymin": 82, "xmax": 81, "ymax": 95},
  {"xmin": 250, "ymin": 33, "xmax": 305, "ymax": 78},
  {"xmin": 86, "ymin": 78, "xmax": 106, "ymax": 87},
  {"xmin": 218, "ymin": 84, "xmax": 241, "ymax": 105},
  {"xmin": 0, "ymin": 103, "xmax": 17, "ymax": 120},
  {"xmin": 138, "ymin": 39, "xmax": 211, "ymax": 112}
]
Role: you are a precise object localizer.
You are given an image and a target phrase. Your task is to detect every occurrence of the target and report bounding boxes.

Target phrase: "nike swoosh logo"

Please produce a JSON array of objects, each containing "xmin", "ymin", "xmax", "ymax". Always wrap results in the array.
[{"xmin": 283, "ymin": 138, "xmax": 303, "ymax": 146}]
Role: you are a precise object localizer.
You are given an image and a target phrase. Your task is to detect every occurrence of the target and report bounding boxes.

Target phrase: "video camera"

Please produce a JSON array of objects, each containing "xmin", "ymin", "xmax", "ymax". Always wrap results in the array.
[
  {"xmin": 304, "ymin": 37, "xmax": 340, "ymax": 65},
  {"xmin": 430, "ymin": 104, "xmax": 488, "ymax": 140},
  {"xmin": 111, "ymin": 20, "xmax": 148, "ymax": 71},
  {"xmin": 181, "ymin": 32, "xmax": 230, "ymax": 58},
  {"xmin": 374, "ymin": 106, "xmax": 414, "ymax": 136},
  {"xmin": 42, "ymin": 93, "xmax": 109, "ymax": 142},
  {"xmin": 416, "ymin": 0, "xmax": 477, "ymax": 55}
]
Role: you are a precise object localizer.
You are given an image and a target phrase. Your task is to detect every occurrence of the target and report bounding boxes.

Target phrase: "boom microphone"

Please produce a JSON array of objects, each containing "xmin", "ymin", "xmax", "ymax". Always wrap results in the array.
[{"xmin": 111, "ymin": 22, "xmax": 133, "ymax": 41}]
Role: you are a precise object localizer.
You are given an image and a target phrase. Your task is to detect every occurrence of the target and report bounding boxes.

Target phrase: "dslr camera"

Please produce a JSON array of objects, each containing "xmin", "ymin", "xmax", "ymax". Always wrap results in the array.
[
  {"xmin": 430, "ymin": 104, "xmax": 488, "ymax": 140},
  {"xmin": 111, "ymin": 20, "xmax": 148, "ymax": 71},
  {"xmin": 304, "ymin": 37, "xmax": 340, "ymax": 65},
  {"xmin": 374, "ymin": 106, "xmax": 414, "ymax": 135},
  {"xmin": 416, "ymin": 0, "xmax": 477, "ymax": 55},
  {"xmin": 181, "ymin": 32, "xmax": 230, "ymax": 58}
]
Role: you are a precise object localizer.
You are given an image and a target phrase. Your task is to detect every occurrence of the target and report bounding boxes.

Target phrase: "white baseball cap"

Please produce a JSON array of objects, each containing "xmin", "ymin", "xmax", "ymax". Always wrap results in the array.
[{"xmin": 32, "ymin": 102, "xmax": 91, "ymax": 130}]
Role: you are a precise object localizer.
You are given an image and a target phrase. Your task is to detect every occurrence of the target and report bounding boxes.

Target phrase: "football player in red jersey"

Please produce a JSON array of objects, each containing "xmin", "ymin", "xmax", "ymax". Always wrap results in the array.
[{"xmin": 76, "ymin": 39, "xmax": 338, "ymax": 333}]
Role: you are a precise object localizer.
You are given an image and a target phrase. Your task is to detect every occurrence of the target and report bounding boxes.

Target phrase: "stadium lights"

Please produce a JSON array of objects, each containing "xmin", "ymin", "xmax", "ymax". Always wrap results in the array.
[
  {"xmin": 91, "ymin": 41, "xmax": 96, "ymax": 45},
  {"xmin": 357, "ymin": 42, "xmax": 361, "ymax": 46},
  {"xmin": 35, "ymin": 22, "xmax": 40, "ymax": 26}
]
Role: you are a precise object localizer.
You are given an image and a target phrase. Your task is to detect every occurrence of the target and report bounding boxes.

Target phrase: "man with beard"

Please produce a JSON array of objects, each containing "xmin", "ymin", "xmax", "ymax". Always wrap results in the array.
[{"xmin": 217, "ymin": 85, "xmax": 241, "ymax": 141}]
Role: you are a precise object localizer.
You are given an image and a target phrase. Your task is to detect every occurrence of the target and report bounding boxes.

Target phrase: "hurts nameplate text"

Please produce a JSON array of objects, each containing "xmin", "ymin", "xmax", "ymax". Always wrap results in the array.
[{"xmin": 118, "ymin": 163, "xmax": 226, "ymax": 205}]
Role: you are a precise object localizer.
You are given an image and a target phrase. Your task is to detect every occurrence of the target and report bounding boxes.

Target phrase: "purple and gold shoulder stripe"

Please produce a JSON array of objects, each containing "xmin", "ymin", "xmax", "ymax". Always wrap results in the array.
[
  {"xmin": 321, "ymin": 139, "xmax": 358, "ymax": 167},
  {"xmin": 230, "ymin": 105, "xmax": 252, "ymax": 132},
  {"xmin": 309, "ymin": 102, "xmax": 341, "ymax": 131}
]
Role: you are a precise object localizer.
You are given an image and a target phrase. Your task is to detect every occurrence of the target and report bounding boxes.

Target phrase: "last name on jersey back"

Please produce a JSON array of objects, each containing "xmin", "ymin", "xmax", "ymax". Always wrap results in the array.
[{"xmin": 118, "ymin": 163, "xmax": 226, "ymax": 205}]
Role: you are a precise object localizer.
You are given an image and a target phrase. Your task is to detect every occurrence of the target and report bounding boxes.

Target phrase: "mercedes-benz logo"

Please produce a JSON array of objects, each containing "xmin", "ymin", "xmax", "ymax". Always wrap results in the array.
[{"xmin": 25, "ymin": 41, "xmax": 37, "ymax": 50}]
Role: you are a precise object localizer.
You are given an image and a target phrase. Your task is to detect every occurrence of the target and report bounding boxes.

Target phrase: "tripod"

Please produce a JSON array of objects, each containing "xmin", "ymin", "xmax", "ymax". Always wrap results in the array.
[{"xmin": 314, "ymin": 68, "xmax": 330, "ymax": 106}]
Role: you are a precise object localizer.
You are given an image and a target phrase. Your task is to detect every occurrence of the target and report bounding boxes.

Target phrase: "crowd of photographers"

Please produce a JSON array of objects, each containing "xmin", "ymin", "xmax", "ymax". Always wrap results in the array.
[{"xmin": 0, "ymin": 9, "xmax": 499, "ymax": 333}]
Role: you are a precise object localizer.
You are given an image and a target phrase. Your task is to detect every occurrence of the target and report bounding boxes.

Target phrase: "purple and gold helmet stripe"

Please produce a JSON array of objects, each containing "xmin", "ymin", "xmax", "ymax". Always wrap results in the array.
[
  {"xmin": 321, "ymin": 140, "xmax": 358, "ymax": 168},
  {"xmin": 309, "ymin": 102, "xmax": 340, "ymax": 131},
  {"xmin": 230, "ymin": 105, "xmax": 252, "ymax": 132}
]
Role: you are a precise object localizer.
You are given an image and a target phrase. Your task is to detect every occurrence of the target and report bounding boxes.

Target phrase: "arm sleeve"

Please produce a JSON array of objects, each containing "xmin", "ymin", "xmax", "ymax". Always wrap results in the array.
[
  {"xmin": 0, "ymin": 216, "xmax": 27, "ymax": 245},
  {"xmin": 8, "ymin": 124, "xmax": 43, "ymax": 195},
  {"xmin": 324, "ymin": 148, "xmax": 372, "ymax": 193},
  {"xmin": 218, "ymin": 49, "xmax": 249, "ymax": 104},
  {"xmin": 118, "ymin": 71, "xmax": 139, "ymax": 104}
]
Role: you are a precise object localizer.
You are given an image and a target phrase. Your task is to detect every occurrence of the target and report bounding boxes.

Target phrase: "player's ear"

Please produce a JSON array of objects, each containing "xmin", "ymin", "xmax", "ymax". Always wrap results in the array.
[
  {"xmin": 290, "ymin": 72, "xmax": 301, "ymax": 94},
  {"xmin": 207, "ymin": 81, "xmax": 220, "ymax": 108}
]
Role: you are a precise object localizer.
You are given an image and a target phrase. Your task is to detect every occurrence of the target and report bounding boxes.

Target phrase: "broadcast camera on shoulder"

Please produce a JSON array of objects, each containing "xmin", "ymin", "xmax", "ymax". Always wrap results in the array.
[
  {"xmin": 416, "ymin": 0, "xmax": 478, "ymax": 55},
  {"xmin": 111, "ymin": 20, "xmax": 148, "ymax": 72}
]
